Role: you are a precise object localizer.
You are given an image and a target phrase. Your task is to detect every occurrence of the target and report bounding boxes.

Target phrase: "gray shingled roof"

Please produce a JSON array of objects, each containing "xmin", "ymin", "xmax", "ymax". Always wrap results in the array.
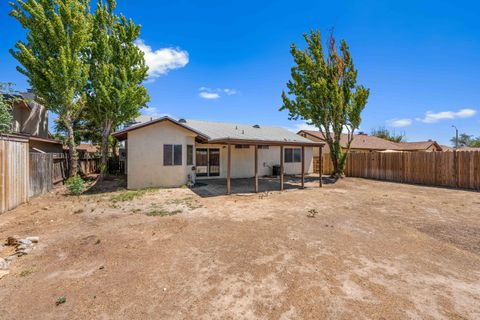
[
  {"xmin": 180, "ymin": 119, "xmax": 315, "ymax": 143},
  {"xmin": 114, "ymin": 116, "xmax": 321, "ymax": 145}
]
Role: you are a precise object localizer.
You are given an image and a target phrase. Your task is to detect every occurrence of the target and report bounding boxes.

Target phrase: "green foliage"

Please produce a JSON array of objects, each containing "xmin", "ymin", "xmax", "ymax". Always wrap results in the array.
[
  {"xmin": 9, "ymin": 0, "xmax": 93, "ymax": 176},
  {"xmin": 371, "ymin": 126, "xmax": 406, "ymax": 143},
  {"xmin": 451, "ymin": 133, "xmax": 480, "ymax": 148},
  {"xmin": 110, "ymin": 188, "xmax": 157, "ymax": 202},
  {"xmin": 66, "ymin": 176, "xmax": 86, "ymax": 195},
  {"xmin": 87, "ymin": 0, "xmax": 149, "ymax": 176},
  {"xmin": 145, "ymin": 208, "xmax": 181, "ymax": 217},
  {"xmin": 281, "ymin": 30, "xmax": 369, "ymax": 178},
  {"xmin": 0, "ymin": 82, "xmax": 16, "ymax": 133}
]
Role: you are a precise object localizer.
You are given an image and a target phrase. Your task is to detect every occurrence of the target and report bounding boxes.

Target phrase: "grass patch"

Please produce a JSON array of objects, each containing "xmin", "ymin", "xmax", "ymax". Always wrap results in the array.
[
  {"xmin": 19, "ymin": 268, "xmax": 34, "ymax": 277},
  {"xmin": 111, "ymin": 188, "xmax": 158, "ymax": 202},
  {"xmin": 145, "ymin": 208, "xmax": 182, "ymax": 217},
  {"xmin": 166, "ymin": 197, "xmax": 203, "ymax": 210}
]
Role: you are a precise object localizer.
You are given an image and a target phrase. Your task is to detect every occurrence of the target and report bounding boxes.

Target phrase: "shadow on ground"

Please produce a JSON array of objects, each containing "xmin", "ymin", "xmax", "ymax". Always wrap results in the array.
[{"xmin": 191, "ymin": 175, "xmax": 335, "ymax": 197}]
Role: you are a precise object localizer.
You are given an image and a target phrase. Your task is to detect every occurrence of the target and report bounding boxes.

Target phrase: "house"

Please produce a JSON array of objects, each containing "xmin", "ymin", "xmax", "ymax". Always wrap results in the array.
[
  {"xmin": 5, "ymin": 92, "xmax": 63, "ymax": 154},
  {"xmin": 112, "ymin": 117, "xmax": 324, "ymax": 192},
  {"xmin": 66, "ymin": 143, "xmax": 98, "ymax": 159},
  {"xmin": 298, "ymin": 130, "xmax": 443, "ymax": 153},
  {"xmin": 395, "ymin": 141, "xmax": 442, "ymax": 152}
]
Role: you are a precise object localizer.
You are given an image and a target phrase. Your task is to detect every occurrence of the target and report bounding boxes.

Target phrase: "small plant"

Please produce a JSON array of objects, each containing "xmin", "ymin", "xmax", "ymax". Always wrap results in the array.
[
  {"xmin": 19, "ymin": 268, "xmax": 34, "ymax": 277},
  {"xmin": 110, "ymin": 188, "xmax": 157, "ymax": 202},
  {"xmin": 145, "ymin": 208, "xmax": 181, "ymax": 217},
  {"xmin": 66, "ymin": 176, "xmax": 85, "ymax": 195},
  {"xmin": 56, "ymin": 296, "xmax": 66, "ymax": 306},
  {"xmin": 307, "ymin": 209, "xmax": 318, "ymax": 218}
]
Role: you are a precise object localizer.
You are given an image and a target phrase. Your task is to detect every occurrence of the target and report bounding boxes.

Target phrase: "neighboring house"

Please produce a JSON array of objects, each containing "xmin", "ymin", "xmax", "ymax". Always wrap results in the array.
[
  {"xmin": 395, "ymin": 141, "xmax": 442, "ymax": 152},
  {"xmin": 65, "ymin": 143, "xmax": 98, "ymax": 159},
  {"xmin": 112, "ymin": 117, "xmax": 324, "ymax": 190},
  {"xmin": 298, "ymin": 130, "xmax": 442, "ymax": 154},
  {"xmin": 440, "ymin": 145, "xmax": 480, "ymax": 152},
  {"xmin": 5, "ymin": 92, "xmax": 63, "ymax": 153}
]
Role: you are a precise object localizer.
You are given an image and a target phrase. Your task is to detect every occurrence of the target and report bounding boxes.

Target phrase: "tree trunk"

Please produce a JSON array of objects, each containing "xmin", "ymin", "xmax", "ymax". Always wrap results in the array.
[
  {"xmin": 65, "ymin": 120, "xmax": 78, "ymax": 177},
  {"xmin": 99, "ymin": 120, "xmax": 113, "ymax": 180},
  {"xmin": 329, "ymin": 141, "xmax": 346, "ymax": 180}
]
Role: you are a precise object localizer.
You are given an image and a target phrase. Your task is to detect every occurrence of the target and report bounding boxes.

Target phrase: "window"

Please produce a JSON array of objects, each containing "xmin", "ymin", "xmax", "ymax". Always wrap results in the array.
[
  {"xmin": 235, "ymin": 144, "xmax": 250, "ymax": 149},
  {"xmin": 187, "ymin": 145, "xmax": 193, "ymax": 165},
  {"xmin": 258, "ymin": 145, "xmax": 269, "ymax": 149},
  {"xmin": 285, "ymin": 148, "xmax": 301, "ymax": 163},
  {"xmin": 164, "ymin": 144, "xmax": 182, "ymax": 166}
]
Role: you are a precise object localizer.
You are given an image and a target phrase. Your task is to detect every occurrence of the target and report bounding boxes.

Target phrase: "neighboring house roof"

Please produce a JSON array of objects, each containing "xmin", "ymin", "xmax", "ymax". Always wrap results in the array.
[
  {"xmin": 441, "ymin": 145, "xmax": 480, "ymax": 152},
  {"xmin": 112, "ymin": 116, "xmax": 324, "ymax": 146},
  {"xmin": 63, "ymin": 144, "xmax": 98, "ymax": 153},
  {"xmin": 299, "ymin": 130, "xmax": 442, "ymax": 151},
  {"xmin": 299, "ymin": 131, "xmax": 399, "ymax": 151},
  {"xmin": 77, "ymin": 144, "xmax": 98, "ymax": 153},
  {"xmin": 395, "ymin": 141, "xmax": 442, "ymax": 151}
]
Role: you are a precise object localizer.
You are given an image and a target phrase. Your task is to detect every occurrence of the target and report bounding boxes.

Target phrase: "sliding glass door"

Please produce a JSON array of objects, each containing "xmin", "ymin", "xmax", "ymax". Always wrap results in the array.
[{"xmin": 196, "ymin": 148, "xmax": 220, "ymax": 177}]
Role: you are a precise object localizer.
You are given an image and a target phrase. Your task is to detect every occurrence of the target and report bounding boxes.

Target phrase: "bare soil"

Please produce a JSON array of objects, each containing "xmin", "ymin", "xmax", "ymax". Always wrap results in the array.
[{"xmin": 0, "ymin": 176, "xmax": 479, "ymax": 319}]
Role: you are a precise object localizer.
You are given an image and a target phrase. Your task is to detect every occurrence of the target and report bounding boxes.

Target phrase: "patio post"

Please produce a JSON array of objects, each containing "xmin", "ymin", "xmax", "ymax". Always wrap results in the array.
[
  {"xmin": 254, "ymin": 144, "xmax": 259, "ymax": 193},
  {"xmin": 280, "ymin": 145, "xmax": 284, "ymax": 191},
  {"xmin": 227, "ymin": 143, "xmax": 231, "ymax": 194},
  {"xmin": 319, "ymin": 145, "xmax": 323, "ymax": 188},
  {"xmin": 301, "ymin": 146, "xmax": 305, "ymax": 189}
]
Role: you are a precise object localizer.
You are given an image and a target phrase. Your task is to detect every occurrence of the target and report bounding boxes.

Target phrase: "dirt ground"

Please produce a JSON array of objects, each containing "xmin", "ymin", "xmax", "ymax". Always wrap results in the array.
[{"xmin": 0, "ymin": 176, "xmax": 479, "ymax": 319}]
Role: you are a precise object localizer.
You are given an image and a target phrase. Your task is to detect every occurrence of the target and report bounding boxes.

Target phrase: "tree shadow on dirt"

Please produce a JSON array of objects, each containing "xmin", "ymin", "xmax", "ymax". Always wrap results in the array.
[{"xmin": 83, "ymin": 174, "xmax": 127, "ymax": 195}]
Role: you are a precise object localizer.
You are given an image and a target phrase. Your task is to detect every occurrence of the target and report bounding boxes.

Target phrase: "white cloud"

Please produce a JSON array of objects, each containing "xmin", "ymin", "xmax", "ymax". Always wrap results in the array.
[
  {"xmin": 416, "ymin": 108, "xmax": 477, "ymax": 123},
  {"xmin": 135, "ymin": 39, "xmax": 189, "ymax": 79},
  {"xmin": 198, "ymin": 87, "xmax": 238, "ymax": 99},
  {"xmin": 387, "ymin": 118, "xmax": 412, "ymax": 127},
  {"xmin": 199, "ymin": 91, "xmax": 220, "ymax": 100}
]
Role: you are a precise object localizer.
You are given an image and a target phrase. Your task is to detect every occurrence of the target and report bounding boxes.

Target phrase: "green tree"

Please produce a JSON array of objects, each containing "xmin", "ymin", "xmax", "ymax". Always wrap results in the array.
[
  {"xmin": 281, "ymin": 31, "xmax": 369, "ymax": 178},
  {"xmin": 0, "ymin": 83, "xmax": 16, "ymax": 133},
  {"xmin": 87, "ymin": 0, "xmax": 149, "ymax": 178},
  {"xmin": 451, "ymin": 133, "xmax": 480, "ymax": 148},
  {"xmin": 371, "ymin": 126, "xmax": 406, "ymax": 143},
  {"xmin": 10, "ymin": 0, "xmax": 92, "ymax": 177}
]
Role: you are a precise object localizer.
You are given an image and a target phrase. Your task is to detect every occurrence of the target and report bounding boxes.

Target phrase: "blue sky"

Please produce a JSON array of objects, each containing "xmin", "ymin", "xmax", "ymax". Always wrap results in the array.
[{"xmin": 1, "ymin": 0, "xmax": 479, "ymax": 145}]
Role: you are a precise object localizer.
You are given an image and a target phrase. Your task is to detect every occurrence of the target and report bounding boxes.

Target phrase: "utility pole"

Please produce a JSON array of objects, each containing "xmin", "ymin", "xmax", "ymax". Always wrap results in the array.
[{"xmin": 452, "ymin": 125, "xmax": 458, "ymax": 149}]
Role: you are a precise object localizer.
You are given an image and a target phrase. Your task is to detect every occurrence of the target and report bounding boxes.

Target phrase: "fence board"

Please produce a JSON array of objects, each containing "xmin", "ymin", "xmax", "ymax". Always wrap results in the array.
[
  {"xmin": 314, "ymin": 151, "xmax": 480, "ymax": 190},
  {"xmin": 0, "ymin": 136, "xmax": 29, "ymax": 213}
]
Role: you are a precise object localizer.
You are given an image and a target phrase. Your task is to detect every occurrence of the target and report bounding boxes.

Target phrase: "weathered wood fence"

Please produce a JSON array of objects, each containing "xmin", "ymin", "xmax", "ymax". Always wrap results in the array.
[
  {"xmin": 29, "ymin": 154, "xmax": 99, "ymax": 197},
  {"xmin": 0, "ymin": 135, "xmax": 29, "ymax": 213},
  {"xmin": 314, "ymin": 151, "xmax": 480, "ymax": 190}
]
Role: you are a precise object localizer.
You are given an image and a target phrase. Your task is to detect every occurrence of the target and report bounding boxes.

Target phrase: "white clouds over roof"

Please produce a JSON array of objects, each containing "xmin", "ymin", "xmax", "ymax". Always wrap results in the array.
[
  {"xmin": 416, "ymin": 108, "xmax": 476, "ymax": 123},
  {"xmin": 135, "ymin": 39, "xmax": 189, "ymax": 79}
]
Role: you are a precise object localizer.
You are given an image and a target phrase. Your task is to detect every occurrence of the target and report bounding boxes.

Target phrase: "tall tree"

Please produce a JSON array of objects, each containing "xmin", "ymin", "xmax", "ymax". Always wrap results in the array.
[
  {"xmin": 10, "ymin": 0, "xmax": 92, "ymax": 177},
  {"xmin": 87, "ymin": 0, "xmax": 149, "ymax": 178},
  {"xmin": 281, "ymin": 30, "xmax": 369, "ymax": 178},
  {"xmin": 451, "ymin": 133, "xmax": 480, "ymax": 148},
  {"xmin": 0, "ymin": 83, "xmax": 16, "ymax": 133},
  {"xmin": 371, "ymin": 126, "xmax": 406, "ymax": 143}
]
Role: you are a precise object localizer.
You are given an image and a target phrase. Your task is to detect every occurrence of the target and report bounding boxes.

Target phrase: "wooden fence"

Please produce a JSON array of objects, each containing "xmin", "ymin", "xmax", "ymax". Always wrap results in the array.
[
  {"xmin": 29, "ymin": 153, "xmax": 53, "ymax": 197},
  {"xmin": 314, "ymin": 151, "xmax": 480, "ymax": 190},
  {"xmin": 29, "ymin": 154, "xmax": 99, "ymax": 197},
  {"xmin": 0, "ymin": 135, "xmax": 29, "ymax": 213}
]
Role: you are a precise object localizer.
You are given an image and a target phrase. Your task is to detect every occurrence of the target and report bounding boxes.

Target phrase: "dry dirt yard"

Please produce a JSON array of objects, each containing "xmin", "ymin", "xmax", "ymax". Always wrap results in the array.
[{"xmin": 0, "ymin": 176, "xmax": 479, "ymax": 319}]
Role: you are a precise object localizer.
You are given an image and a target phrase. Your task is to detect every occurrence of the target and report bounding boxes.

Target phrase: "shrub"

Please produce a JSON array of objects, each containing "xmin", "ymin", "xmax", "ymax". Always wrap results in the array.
[{"xmin": 66, "ymin": 176, "xmax": 85, "ymax": 195}]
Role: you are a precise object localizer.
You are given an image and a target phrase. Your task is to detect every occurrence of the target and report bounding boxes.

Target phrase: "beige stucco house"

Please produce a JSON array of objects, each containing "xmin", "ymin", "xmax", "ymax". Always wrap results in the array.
[
  {"xmin": 6, "ymin": 92, "xmax": 63, "ymax": 153},
  {"xmin": 113, "ymin": 117, "xmax": 324, "ymax": 193}
]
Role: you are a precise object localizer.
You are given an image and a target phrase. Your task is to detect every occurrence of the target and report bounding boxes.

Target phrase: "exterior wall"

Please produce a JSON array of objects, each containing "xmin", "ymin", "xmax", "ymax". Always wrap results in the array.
[
  {"xmin": 127, "ymin": 121, "xmax": 196, "ymax": 189},
  {"xmin": 12, "ymin": 101, "xmax": 49, "ymax": 138},
  {"xmin": 195, "ymin": 144, "xmax": 314, "ymax": 179}
]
